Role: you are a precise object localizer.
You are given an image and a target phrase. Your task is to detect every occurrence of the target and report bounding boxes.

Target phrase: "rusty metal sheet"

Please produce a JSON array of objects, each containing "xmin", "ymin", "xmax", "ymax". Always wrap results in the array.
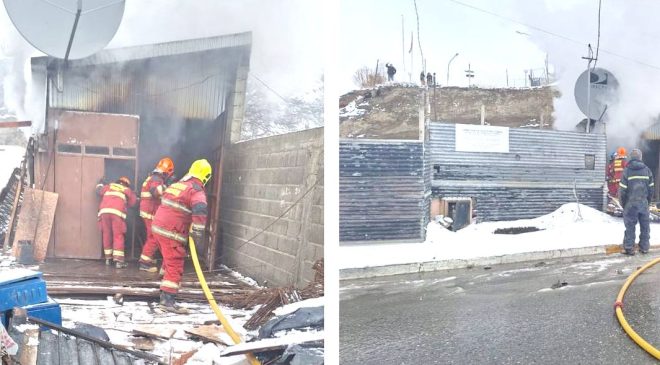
[
  {"xmin": 57, "ymin": 111, "xmax": 138, "ymax": 148},
  {"xmin": 54, "ymin": 154, "xmax": 83, "ymax": 258},
  {"xmin": 52, "ymin": 112, "xmax": 139, "ymax": 259},
  {"xmin": 81, "ymin": 157, "xmax": 105, "ymax": 259}
]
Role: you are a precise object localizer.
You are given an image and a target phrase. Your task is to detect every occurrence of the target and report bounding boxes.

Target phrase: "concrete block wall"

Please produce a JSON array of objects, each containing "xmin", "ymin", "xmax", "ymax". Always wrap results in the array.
[{"xmin": 220, "ymin": 127, "xmax": 323, "ymax": 288}]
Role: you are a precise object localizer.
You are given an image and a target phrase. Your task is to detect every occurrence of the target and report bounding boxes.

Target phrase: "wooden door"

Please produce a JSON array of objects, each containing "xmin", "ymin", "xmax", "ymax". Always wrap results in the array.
[{"xmin": 53, "ymin": 112, "xmax": 139, "ymax": 259}]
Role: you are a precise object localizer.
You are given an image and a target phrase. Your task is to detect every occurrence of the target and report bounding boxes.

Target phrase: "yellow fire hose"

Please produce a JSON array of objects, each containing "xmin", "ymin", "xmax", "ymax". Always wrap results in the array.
[
  {"xmin": 189, "ymin": 235, "xmax": 261, "ymax": 365},
  {"xmin": 615, "ymin": 256, "xmax": 660, "ymax": 360}
]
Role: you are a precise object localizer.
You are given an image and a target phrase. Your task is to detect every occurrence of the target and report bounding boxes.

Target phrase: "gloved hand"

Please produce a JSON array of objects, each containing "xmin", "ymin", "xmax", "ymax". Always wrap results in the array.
[
  {"xmin": 166, "ymin": 175, "xmax": 177, "ymax": 186},
  {"xmin": 190, "ymin": 228, "xmax": 206, "ymax": 246}
]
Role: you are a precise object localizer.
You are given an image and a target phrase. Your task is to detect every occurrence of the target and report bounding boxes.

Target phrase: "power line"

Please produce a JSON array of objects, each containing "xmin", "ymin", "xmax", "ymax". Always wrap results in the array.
[
  {"xmin": 413, "ymin": 0, "xmax": 425, "ymax": 71},
  {"xmin": 249, "ymin": 73, "xmax": 291, "ymax": 105},
  {"xmin": 447, "ymin": 0, "xmax": 660, "ymax": 72}
]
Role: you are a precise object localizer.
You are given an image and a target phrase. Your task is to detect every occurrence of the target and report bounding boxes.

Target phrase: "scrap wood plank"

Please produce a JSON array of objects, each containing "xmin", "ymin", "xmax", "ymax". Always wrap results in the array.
[
  {"xmin": 133, "ymin": 325, "xmax": 176, "ymax": 340},
  {"xmin": 220, "ymin": 332, "xmax": 324, "ymax": 357},
  {"xmin": 172, "ymin": 349, "xmax": 199, "ymax": 365},
  {"xmin": 129, "ymin": 337, "xmax": 155, "ymax": 351},
  {"xmin": 184, "ymin": 325, "xmax": 231, "ymax": 346},
  {"xmin": 12, "ymin": 188, "xmax": 58, "ymax": 262}
]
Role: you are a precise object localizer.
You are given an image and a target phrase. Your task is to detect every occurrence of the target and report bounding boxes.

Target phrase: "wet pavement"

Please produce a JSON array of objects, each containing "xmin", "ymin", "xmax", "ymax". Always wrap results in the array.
[{"xmin": 340, "ymin": 252, "xmax": 660, "ymax": 364}]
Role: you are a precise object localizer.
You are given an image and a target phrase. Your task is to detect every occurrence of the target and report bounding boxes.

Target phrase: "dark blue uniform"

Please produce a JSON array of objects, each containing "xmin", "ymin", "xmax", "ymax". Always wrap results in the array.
[{"xmin": 619, "ymin": 158, "xmax": 655, "ymax": 252}]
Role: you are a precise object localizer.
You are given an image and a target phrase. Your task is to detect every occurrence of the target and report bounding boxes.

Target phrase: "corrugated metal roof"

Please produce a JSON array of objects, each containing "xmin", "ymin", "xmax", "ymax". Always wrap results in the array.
[
  {"xmin": 32, "ymin": 32, "xmax": 251, "ymax": 67},
  {"xmin": 643, "ymin": 122, "xmax": 660, "ymax": 140}
]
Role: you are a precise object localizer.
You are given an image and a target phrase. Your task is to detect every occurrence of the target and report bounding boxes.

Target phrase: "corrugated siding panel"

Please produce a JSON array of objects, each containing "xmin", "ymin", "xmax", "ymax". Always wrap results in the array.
[
  {"xmin": 429, "ymin": 123, "xmax": 607, "ymax": 221},
  {"xmin": 48, "ymin": 49, "xmax": 239, "ymax": 120},
  {"xmin": 340, "ymin": 140, "xmax": 429, "ymax": 242},
  {"xmin": 33, "ymin": 32, "xmax": 252, "ymax": 67}
]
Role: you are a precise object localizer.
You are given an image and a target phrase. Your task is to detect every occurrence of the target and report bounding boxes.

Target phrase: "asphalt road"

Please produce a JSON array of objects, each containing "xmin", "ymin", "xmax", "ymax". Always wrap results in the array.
[{"xmin": 340, "ymin": 252, "xmax": 660, "ymax": 364}]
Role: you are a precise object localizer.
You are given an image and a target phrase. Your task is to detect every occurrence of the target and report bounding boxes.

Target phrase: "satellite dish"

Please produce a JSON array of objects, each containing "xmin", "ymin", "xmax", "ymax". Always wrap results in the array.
[
  {"xmin": 574, "ymin": 67, "xmax": 619, "ymax": 120},
  {"xmin": 3, "ymin": 0, "xmax": 125, "ymax": 60}
]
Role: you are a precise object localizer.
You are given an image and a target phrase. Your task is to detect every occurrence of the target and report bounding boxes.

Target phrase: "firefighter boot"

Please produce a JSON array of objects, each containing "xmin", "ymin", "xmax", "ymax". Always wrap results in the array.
[
  {"xmin": 115, "ymin": 261, "xmax": 128, "ymax": 269},
  {"xmin": 159, "ymin": 292, "xmax": 189, "ymax": 314},
  {"xmin": 139, "ymin": 263, "xmax": 158, "ymax": 273},
  {"xmin": 105, "ymin": 259, "xmax": 112, "ymax": 266}
]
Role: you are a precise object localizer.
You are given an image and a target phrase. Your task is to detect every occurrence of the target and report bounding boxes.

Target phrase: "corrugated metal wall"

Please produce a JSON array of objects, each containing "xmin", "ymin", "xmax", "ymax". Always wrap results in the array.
[
  {"xmin": 340, "ymin": 139, "xmax": 429, "ymax": 242},
  {"xmin": 430, "ymin": 123, "xmax": 607, "ymax": 221}
]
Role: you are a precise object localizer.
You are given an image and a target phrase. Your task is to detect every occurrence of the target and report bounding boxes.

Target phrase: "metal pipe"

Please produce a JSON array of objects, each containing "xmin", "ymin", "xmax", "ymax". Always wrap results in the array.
[{"xmin": 64, "ymin": 0, "xmax": 83, "ymax": 62}]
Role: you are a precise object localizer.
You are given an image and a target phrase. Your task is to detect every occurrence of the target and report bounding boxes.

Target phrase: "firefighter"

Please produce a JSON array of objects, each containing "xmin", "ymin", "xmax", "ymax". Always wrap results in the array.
[
  {"xmin": 138, "ymin": 157, "xmax": 175, "ymax": 272},
  {"xmin": 96, "ymin": 176, "xmax": 138, "ymax": 268},
  {"xmin": 608, "ymin": 147, "xmax": 628, "ymax": 197},
  {"xmin": 152, "ymin": 159, "xmax": 212, "ymax": 313},
  {"xmin": 619, "ymin": 148, "xmax": 654, "ymax": 255}
]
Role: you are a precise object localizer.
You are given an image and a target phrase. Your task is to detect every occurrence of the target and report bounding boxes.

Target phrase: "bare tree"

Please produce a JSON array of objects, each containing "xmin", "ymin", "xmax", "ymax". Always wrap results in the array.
[{"xmin": 353, "ymin": 66, "xmax": 385, "ymax": 88}]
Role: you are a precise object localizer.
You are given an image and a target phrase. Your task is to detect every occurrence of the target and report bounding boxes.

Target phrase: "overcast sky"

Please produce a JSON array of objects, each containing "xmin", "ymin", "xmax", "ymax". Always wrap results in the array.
[
  {"xmin": 340, "ymin": 0, "xmax": 549, "ymax": 92},
  {"xmin": 341, "ymin": 0, "xmax": 660, "ymax": 145},
  {"xmin": 0, "ymin": 0, "xmax": 323, "ymax": 119}
]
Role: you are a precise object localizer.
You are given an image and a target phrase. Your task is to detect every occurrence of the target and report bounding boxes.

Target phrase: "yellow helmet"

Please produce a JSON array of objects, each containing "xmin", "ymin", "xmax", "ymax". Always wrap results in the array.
[{"xmin": 188, "ymin": 159, "xmax": 212, "ymax": 185}]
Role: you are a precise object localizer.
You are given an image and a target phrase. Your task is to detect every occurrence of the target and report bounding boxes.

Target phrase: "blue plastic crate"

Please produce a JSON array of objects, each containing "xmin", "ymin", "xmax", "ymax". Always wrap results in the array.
[
  {"xmin": 0, "ymin": 269, "xmax": 47, "ymax": 311},
  {"xmin": 0, "ymin": 297, "xmax": 62, "ymax": 330},
  {"xmin": 24, "ymin": 297, "xmax": 62, "ymax": 329}
]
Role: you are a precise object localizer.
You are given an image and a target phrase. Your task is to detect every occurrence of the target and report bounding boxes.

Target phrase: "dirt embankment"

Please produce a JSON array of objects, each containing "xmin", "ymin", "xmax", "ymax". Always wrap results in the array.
[{"xmin": 340, "ymin": 85, "xmax": 559, "ymax": 139}]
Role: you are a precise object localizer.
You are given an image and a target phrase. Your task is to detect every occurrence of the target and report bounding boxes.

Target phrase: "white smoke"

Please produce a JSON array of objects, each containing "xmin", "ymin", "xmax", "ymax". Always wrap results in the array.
[
  {"xmin": 512, "ymin": 0, "xmax": 660, "ymax": 150},
  {"xmin": 0, "ymin": 0, "xmax": 323, "ymax": 130}
]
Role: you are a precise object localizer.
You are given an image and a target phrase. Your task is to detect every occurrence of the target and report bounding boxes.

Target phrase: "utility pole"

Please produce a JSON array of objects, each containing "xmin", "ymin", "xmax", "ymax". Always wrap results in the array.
[
  {"xmin": 506, "ymin": 69, "xmax": 509, "ymax": 87},
  {"xmin": 401, "ymin": 15, "xmax": 406, "ymax": 74},
  {"xmin": 410, "ymin": 32, "xmax": 414, "ymax": 83},
  {"xmin": 447, "ymin": 52, "xmax": 459, "ymax": 86},
  {"xmin": 465, "ymin": 63, "xmax": 474, "ymax": 87},
  {"xmin": 582, "ymin": 44, "xmax": 596, "ymax": 133}
]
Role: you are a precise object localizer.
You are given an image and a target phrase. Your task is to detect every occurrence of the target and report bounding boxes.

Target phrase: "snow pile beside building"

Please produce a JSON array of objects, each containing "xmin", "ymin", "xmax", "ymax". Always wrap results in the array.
[
  {"xmin": 0, "ymin": 145, "xmax": 24, "ymax": 186},
  {"xmin": 340, "ymin": 203, "xmax": 651, "ymax": 270}
]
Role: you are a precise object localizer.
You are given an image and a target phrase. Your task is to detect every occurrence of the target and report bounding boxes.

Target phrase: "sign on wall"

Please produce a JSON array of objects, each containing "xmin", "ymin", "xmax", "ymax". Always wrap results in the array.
[{"xmin": 455, "ymin": 124, "xmax": 509, "ymax": 153}]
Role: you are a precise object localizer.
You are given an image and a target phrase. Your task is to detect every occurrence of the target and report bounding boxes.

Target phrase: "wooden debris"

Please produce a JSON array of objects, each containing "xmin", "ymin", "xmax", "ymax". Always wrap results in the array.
[
  {"xmin": 184, "ymin": 325, "xmax": 231, "ymax": 346},
  {"xmin": 244, "ymin": 258, "xmax": 324, "ymax": 330},
  {"xmin": 133, "ymin": 326, "xmax": 176, "ymax": 340},
  {"xmin": 172, "ymin": 349, "xmax": 199, "ymax": 365},
  {"xmin": 12, "ymin": 188, "xmax": 58, "ymax": 262},
  {"xmin": 129, "ymin": 337, "xmax": 155, "ymax": 351},
  {"xmin": 220, "ymin": 332, "xmax": 324, "ymax": 357}
]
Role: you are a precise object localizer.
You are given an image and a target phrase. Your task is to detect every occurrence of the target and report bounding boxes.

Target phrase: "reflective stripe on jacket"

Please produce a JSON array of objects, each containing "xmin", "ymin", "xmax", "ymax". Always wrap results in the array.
[
  {"xmin": 139, "ymin": 173, "xmax": 167, "ymax": 220},
  {"xmin": 152, "ymin": 176, "xmax": 208, "ymax": 243},
  {"xmin": 97, "ymin": 182, "xmax": 137, "ymax": 219}
]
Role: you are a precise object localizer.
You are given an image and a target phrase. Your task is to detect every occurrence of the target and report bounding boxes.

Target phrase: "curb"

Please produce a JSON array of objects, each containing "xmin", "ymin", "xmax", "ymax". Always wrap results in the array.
[{"xmin": 340, "ymin": 244, "xmax": 646, "ymax": 280}]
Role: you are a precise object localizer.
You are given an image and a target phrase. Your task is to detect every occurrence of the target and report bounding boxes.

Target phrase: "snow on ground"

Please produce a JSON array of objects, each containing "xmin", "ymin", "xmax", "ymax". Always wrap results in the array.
[
  {"xmin": 339, "ymin": 203, "xmax": 652, "ymax": 269},
  {"xmin": 58, "ymin": 296, "xmax": 258, "ymax": 364},
  {"xmin": 0, "ymin": 145, "xmax": 24, "ymax": 186}
]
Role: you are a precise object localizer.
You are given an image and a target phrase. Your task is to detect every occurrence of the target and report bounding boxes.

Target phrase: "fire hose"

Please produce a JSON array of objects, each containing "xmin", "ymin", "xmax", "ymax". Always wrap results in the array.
[
  {"xmin": 189, "ymin": 235, "xmax": 261, "ymax": 365},
  {"xmin": 614, "ymin": 256, "xmax": 660, "ymax": 360}
]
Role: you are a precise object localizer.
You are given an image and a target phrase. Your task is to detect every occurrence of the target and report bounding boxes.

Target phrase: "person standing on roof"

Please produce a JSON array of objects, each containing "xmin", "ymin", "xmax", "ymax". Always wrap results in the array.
[
  {"xmin": 420, "ymin": 71, "xmax": 426, "ymax": 86},
  {"xmin": 138, "ymin": 157, "xmax": 175, "ymax": 273},
  {"xmin": 386, "ymin": 63, "xmax": 396, "ymax": 82},
  {"xmin": 619, "ymin": 148, "xmax": 654, "ymax": 255},
  {"xmin": 96, "ymin": 176, "xmax": 138, "ymax": 268},
  {"xmin": 152, "ymin": 159, "xmax": 212, "ymax": 313},
  {"xmin": 426, "ymin": 72, "xmax": 433, "ymax": 87},
  {"xmin": 608, "ymin": 147, "xmax": 628, "ymax": 197}
]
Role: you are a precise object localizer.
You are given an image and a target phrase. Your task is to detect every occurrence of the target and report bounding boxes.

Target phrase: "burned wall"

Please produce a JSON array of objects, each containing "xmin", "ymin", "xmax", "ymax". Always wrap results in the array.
[{"xmin": 220, "ymin": 128, "xmax": 323, "ymax": 288}]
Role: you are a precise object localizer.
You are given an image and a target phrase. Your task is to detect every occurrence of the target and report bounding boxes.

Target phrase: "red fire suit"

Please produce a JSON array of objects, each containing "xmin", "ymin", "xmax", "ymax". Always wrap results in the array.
[
  {"xmin": 607, "ymin": 158, "xmax": 628, "ymax": 196},
  {"xmin": 138, "ymin": 173, "xmax": 168, "ymax": 265},
  {"xmin": 96, "ymin": 182, "xmax": 137, "ymax": 262},
  {"xmin": 152, "ymin": 177, "xmax": 207, "ymax": 293}
]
